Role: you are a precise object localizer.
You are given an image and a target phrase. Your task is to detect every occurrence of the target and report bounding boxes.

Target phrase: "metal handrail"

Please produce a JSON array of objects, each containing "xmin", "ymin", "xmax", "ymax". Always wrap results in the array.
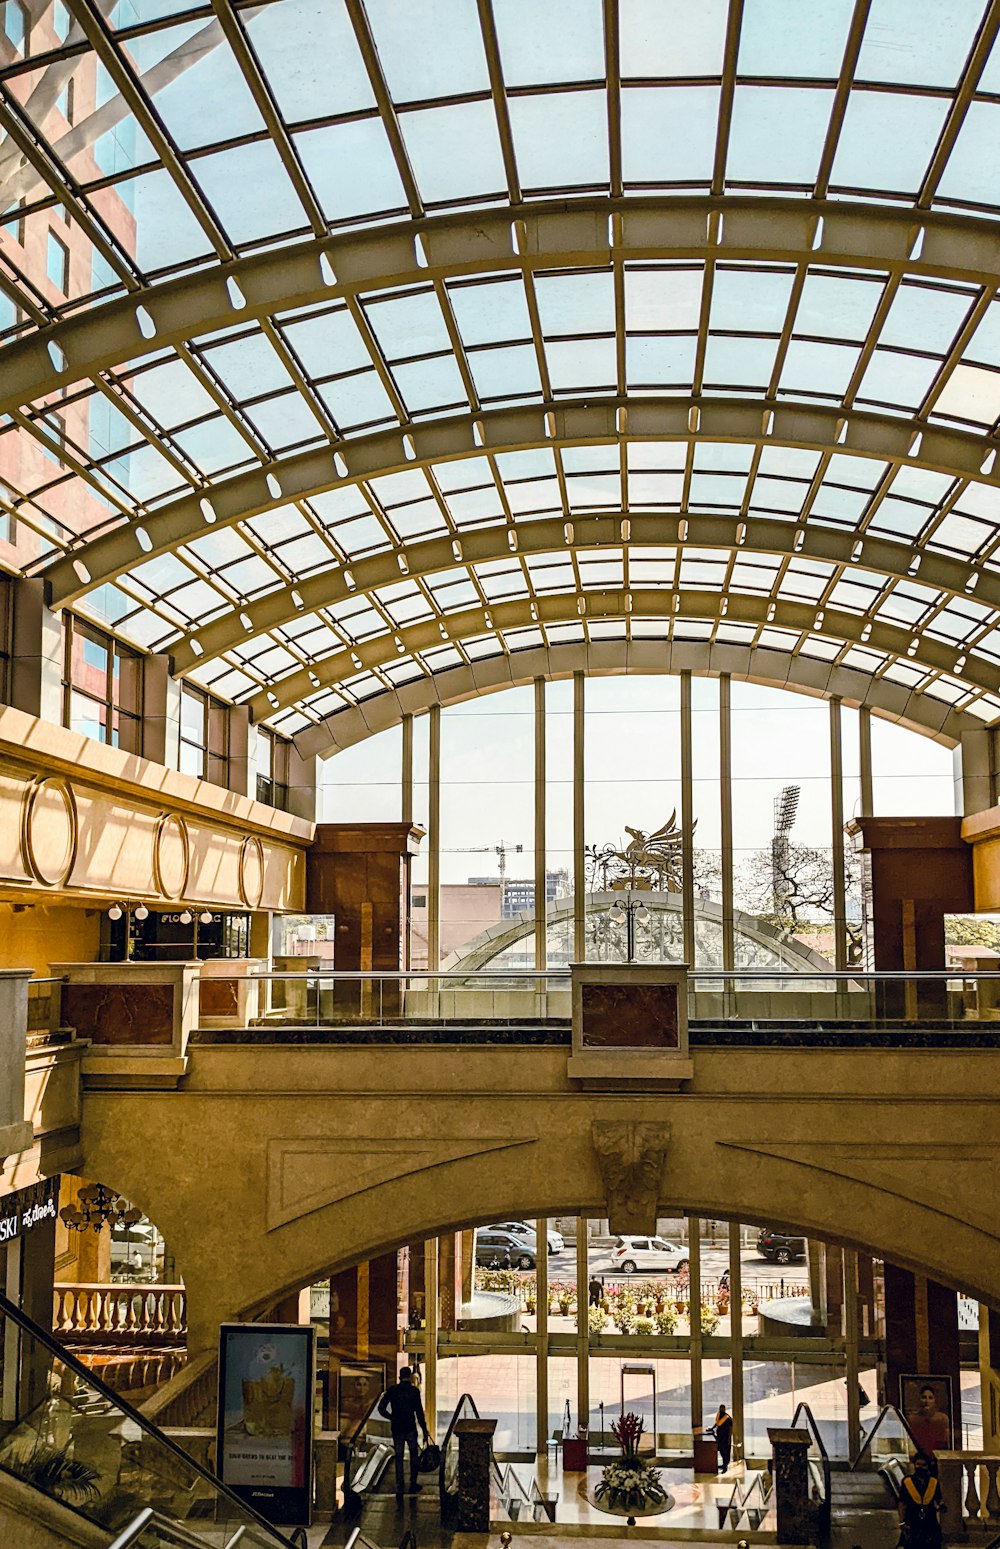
[
  {"xmin": 108, "ymin": 1505, "xmax": 264, "ymax": 1548},
  {"xmin": 852, "ymin": 1404, "xmax": 922, "ymax": 1470},
  {"xmin": 342, "ymin": 1387, "xmax": 394, "ymax": 1507},
  {"xmin": 439, "ymin": 1391, "xmax": 480, "ymax": 1508},
  {"xmin": 245, "ymin": 968, "xmax": 1000, "ymax": 980},
  {"xmin": 0, "ymin": 1290, "xmax": 296, "ymax": 1549},
  {"xmin": 790, "ymin": 1401, "xmax": 831, "ymax": 1533}
]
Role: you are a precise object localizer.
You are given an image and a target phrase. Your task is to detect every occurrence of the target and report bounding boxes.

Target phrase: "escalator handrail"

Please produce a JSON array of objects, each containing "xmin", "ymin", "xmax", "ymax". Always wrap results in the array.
[
  {"xmin": 0, "ymin": 1289, "xmax": 297, "ymax": 1549},
  {"xmin": 789, "ymin": 1401, "xmax": 831, "ymax": 1463},
  {"xmin": 341, "ymin": 1388, "xmax": 395, "ymax": 1504},
  {"xmin": 851, "ymin": 1404, "xmax": 923, "ymax": 1471},
  {"xmin": 438, "ymin": 1392, "xmax": 480, "ymax": 1503},
  {"xmin": 790, "ymin": 1400, "xmax": 831, "ymax": 1527}
]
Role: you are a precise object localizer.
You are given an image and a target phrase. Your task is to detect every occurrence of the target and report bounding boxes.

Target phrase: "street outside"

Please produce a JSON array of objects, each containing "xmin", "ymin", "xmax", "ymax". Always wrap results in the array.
[{"xmin": 546, "ymin": 1239, "xmax": 808, "ymax": 1292}]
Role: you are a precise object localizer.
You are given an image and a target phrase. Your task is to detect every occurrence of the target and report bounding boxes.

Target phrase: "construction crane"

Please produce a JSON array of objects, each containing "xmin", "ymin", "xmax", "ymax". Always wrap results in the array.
[{"xmin": 448, "ymin": 840, "xmax": 524, "ymax": 884}]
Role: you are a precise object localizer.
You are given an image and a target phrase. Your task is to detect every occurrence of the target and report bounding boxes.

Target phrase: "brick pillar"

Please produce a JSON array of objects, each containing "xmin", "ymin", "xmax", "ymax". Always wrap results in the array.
[
  {"xmin": 768, "ymin": 1428, "xmax": 813, "ymax": 1544},
  {"xmin": 438, "ymin": 1233, "xmax": 463, "ymax": 1332},
  {"xmin": 848, "ymin": 817, "xmax": 972, "ymax": 1017},
  {"xmin": 306, "ymin": 823, "xmax": 425, "ymax": 1012},
  {"xmin": 884, "ymin": 1263, "xmax": 961, "ymax": 1449},
  {"xmin": 456, "ymin": 1418, "xmax": 497, "ymax": 1531}
]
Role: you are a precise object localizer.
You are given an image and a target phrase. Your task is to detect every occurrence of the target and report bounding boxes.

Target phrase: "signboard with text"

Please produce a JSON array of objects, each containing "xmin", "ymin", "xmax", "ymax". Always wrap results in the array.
[
  {"xmin": 217, "ymin": 1322, "xmax": 315, "ymax": 1526},
  {"xmin": 0, "ymin": 1178, "xmax": 58, "ymax": 1245}
]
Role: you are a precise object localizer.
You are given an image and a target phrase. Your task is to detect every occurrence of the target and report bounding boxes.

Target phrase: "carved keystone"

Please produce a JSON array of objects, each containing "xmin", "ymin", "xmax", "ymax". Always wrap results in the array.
[{"xmin": 592, "ymin": 1120, "xmax": 671, "ymax": 1235}]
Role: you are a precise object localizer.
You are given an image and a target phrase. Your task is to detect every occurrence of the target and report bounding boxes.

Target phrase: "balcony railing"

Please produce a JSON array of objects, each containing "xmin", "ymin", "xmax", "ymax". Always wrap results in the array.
[
  {"xmin": 215, "ymin": 968, "xmax": 1000, "ymax": 1037},
  {"xmin": 53, "ymin": 1283, "xmax": 186, "ymax": 1345}
]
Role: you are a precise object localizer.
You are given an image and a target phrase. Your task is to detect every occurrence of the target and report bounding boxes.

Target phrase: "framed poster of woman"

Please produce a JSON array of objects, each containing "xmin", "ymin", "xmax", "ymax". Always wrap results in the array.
[{"xmin": 901, "ymin": 1375, "xmax": 953, "ymax": 1453}]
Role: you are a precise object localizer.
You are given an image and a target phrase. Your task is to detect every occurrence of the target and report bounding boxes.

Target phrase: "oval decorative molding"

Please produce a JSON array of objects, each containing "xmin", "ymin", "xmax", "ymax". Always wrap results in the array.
[
  {"xmin": 153, "ymin": 812, "xmax": 190, "ymax": 900},
  {"xmin": 20, "ymin": 776, "xmax": 78, "ymax": 888},
  {"xmin": 239, "ymin": 834, "xmax": 265, "ymax": 910}
]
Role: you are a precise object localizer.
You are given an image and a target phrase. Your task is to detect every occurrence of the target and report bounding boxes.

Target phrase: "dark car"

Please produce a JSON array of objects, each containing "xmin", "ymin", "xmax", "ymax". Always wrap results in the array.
[
  {"xmin": 756, "ymin": 1228, "xmax": 806, "ymax": 1264},
  {"xmin": 475, "ymin": 1229, "xmax": 536, "ymax": 1269}
]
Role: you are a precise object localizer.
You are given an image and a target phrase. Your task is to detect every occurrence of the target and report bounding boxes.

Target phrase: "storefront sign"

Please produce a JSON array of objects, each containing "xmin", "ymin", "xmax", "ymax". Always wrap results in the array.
[
  {"xmin": 217, "ymin": 1322, "xmax": 315, "ymax": 1526},
  {"xmin": 0, "ymin": 1178, "xmax": 58, "ymax": 1244}
]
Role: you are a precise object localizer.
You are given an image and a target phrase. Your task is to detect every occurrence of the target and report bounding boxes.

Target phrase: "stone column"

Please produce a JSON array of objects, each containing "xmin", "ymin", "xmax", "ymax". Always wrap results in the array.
[
  {"xmin": 884, "ymin": 1263, "xmax": 961, "ymax": 1445},
  {"xmin": 438, "ymin": 1232, "xmax": 462, "ymax": 1332},
  {"xmin": 455, "ymin": 1417, "xmax": 497, "ymax": 1531},
  {"xmin": 8, "ymin": 579, "xmax": 62, "ymax": 725},
  {"xmin": 767, "ymin": 1427, "xmax": 812, "ymax": 1544},
  {"xmin": 141, "ymin": 654, "xmax": 181, "ymax": 769},
  {"xmin": 227, "ymin": 704, "xmax": 256, "ymax": 799}
]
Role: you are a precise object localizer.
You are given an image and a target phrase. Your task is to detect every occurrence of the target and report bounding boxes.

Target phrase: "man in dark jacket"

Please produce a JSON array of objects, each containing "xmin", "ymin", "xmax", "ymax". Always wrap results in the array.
[{"xmin": 378, "ymin": 1366, "xmax": 430, "ymax": 1498}]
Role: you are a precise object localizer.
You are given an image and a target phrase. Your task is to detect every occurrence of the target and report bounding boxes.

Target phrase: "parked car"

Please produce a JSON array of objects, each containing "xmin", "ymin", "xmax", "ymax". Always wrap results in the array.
[
  {"xmin": 475, "ymin": 1229, "xmax": 536, "ymax": 1269},
  {"xmin": 487, "ymin": 1220, "xmax": 565, "ymax": 1253},
  {"xmin": 756, "ymin": 1228, "xmax": 806, "ymax": 1264},
  {"xmin": 609, "ymin": 1236, "xmax": 688, "ymax": 1275}
]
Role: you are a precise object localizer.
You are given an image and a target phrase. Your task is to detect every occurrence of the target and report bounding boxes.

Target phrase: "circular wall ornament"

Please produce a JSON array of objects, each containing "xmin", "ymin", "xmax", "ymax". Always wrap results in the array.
[
  {"xmin": 153, "ymin": 812, "xmax": 190, "ymax": 900},
  {"xmin": 239, "ymin": 834, "xmax": 265, "ymax": 909},
  {"xmin": 20, "ymin": 776, "xmax": 78, "ymax": 888}
]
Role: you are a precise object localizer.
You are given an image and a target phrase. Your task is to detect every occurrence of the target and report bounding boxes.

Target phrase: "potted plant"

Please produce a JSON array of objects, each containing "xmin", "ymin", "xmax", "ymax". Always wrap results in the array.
[
  {"xmin": 635, "ymin": 1315, "xmax": 654, "ymax": 1336},
  {"xmin": 655, "ymin": 1305, "xmax": 677, "ymax": 1335},
  {"xmin": 589, "ymin": 1303, "xmax": 608, "ymax": 1335},
  {"xmin": 701, "ymin": 1303, "xmax": 721, "ymax": 1335},
  {"xmin": 594, "ymin": 1413, "xmax": 669, "ymax": 1520}
]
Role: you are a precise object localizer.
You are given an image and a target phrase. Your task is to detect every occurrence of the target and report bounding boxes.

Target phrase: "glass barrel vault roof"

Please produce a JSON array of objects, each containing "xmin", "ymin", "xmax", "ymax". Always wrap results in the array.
[{"xmin": 3, "ymin": 0, "xmax": 1000, "ymax": 746}]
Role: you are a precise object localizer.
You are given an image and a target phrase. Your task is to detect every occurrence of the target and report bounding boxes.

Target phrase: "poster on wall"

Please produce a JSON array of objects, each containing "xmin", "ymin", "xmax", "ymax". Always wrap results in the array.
[
  {"xmin": 217, "ymin": 1323, "xmax": 315, "ymax": 1526},
  {"xmin": 337, "ymin": 1360, "xmax": 385, "ymax": 1439},
  {"xmin": 900, "ymin": 1374, "xmax": 953, "ymax": 1454}
]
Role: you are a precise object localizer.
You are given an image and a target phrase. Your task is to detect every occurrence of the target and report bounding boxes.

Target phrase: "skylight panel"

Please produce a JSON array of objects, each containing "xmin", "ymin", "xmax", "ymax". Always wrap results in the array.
[
  {"xmin": 196, "ymin": 141, "xmax": 310, "ymax": 246},
  {"xmin": 272, "ymin": 534, "xmax": 335, "ymax": 575},
  {"xmin": 494, "ymin": 0, "xmax": 606, "ymax": 85},
  {"xmin": 619, "ymin": 0, "xmax": 728, "ymax": 76},
  {"xmin": 444, "ymin": 487, "xmax": 506, "ymax": 522},
  {"xmin": 625, "ymin": 268, "xmax": 703, "ymax": 331},
  {"xmin": 281, "ymin": 308, "xmax": 372, "ymax": 377},
  {"xmin": 504, "ymin": 477, "xmax": 564, "ymax": 514},
  {"xmin": 294, "ymin": 120, "xmax": 408, "ymax": 222},
  {"xmin": 749, "ymin": 476, "xmax": 809, "ymax": 514},
  {"xmin": 692, "ymin": 442, "xmax": 754, "ymax": 473},
  {"xmin": 726, "ymin": 86, "xmax": 834, "ymax": 185},
  {"xmin": 166, "ymin": 579, "xmax": 231, "ymax": 622},
  {"xmin": 246, "ymin": 393, "xmax": 325, "ymax": 449},
  {"xmin": 365, "ymin": 0, "xmax": 490, "ymax": 99},
  {"xmin": 536, "ymin": 270, "xmax": 615, "ymax": 335},
  {"xmin": 186, "ymin": 528, "xmax": 256, "ymax": 567},
  {"xmin": 736, "ymin": 0, "xmax": 854, "ymax": 78},
  {"xmin": 204, "ymin": 333, "xmax": 295, "ymax": 401},
  {"xmin": 794, "ymin": 273, "xmax": 883, "ymax": 342},
  {"xmin": 702, "ymin": 334, "xmax": 779, "ymax": 389},
  {"xmin": 936, "ymin": 103, "xmax": 1000, "ymax": 208},
  {"xmin": 173, "ymin": 416, "xmax": 255, "ymax": 475},
  {"xmin": 448, "ymin": 279, "xmax": 533, "ymax": 346},
  {"xmin": 392, "ymin": 355, "xmax": 469, "ymax": 415},
  {"xmin": 927, "ymin": 511, "xmax": 995, "ymax": 556},
  {"xmin": 400, "ymin": 101, "xmax": 508, "ymax": 204},
  {"xmin": 432, "ymin": 457, "xmax": 496, "ymax": 492},
  {"xmin": 757, "ymin": 446, "xmax": 821, "ymax": 479},
  {"xmin": 365, "ymin": 289, "xmax": 456, "ymax": 361},
  {"xmin": 562, "ymin": 446, "xmax": 618, "ymax": 472},
  {"xmin": 810, "ymin": 482, "xmax": 872, "ymax": 524},
  {"xmin": 629, "ymin": 442, "xmax": 688, "ymax": 470},
  {"xmin": 507, "ymin": 91, "xmax": 610, "ymax": 188},
  {"xmin": 855, "ymin": 0, "xmax": 986, "ymax": 88},
  {"xmin": 857, "ymin": 350, "xmax": 941, "ymax": 411},
  {"xmin": 779, "ymin": 339, "xmax": 861, "ymax": 398},
  {"xmin": 247, "ymin": 0, "xmax": 375, "ymax": 120},
  {"xmin": 962, "ymin": 301, "xmax": 1000, "ymax": 367},
  {"xmin": 935, "ymin": 365, "xmax": 1000, "ymax": 425},
  {"xmin": 830, "ymin": 91, "xmax": 950, "ymax": 195},
  {"xmin": 222, "ymin": 555, "xmax": 281, "ymax": 596},
  {"xmin": 545, "ymin": 337, "xmax": 617, "ymax": 391},
  {"xmin": 110, "ymin": 443, "xmax": 182, "ymax": 503},
  {"xmin": 880, "ymin": 283, "xmax": 974, "ymax": 356},
  {"xmin": 628, "ymin": 471, "xmax": 684, "ymax": 504},
  {"xmin": 709, "ymin": 268, "xmax": 794, "ymax": 333},
  {"xmin": 467, "ymin": 344, "xmax": 543, "ymax": 399},
  {"xmin": 387, "ymin": 502, "xmax": 450, "ymax": 539},
  {"xmin": 124, "ymin": 167, "xmax": 214, "ymax": 272},
  {"xmin": 495, "ymin": 449, "xmax": 558, "ymax": 480},
  {"xmin": 620, "ymin": 87, "xmax": 720, "ymax": 183},
  {"xmin": 565, "ymin": 472, "xmax": 620, "ymax": 506},
  {"xmin": 310, "ymin": 486, "xmax": 376, "ymax": 526},
  {"xmin": 317, "ymin": 373, "xmax": 396, "ymax": 429},
  {"xmin": 626, "ymin": 335, "xmax": 697, "ymax": 387},
  {"xmin": 334, "ymin": 515, "xmax": 392, "ymax": 555},
  {"xmin": 866, "ymin": 495, "xmax": 933, "ymax": 540},
  {"xmin": 688, "ymin": 472, "xmax": 746, "ymax": 505},
  {"xmin": 143, "ymin": 19, "xmax": 266, "ymax": 151}
]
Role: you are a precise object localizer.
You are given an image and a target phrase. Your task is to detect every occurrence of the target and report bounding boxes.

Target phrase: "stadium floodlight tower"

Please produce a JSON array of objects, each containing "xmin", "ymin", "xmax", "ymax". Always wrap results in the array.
[{"xmin": 771, "ymin": 784, "xmax": 801, "ymax": 916}]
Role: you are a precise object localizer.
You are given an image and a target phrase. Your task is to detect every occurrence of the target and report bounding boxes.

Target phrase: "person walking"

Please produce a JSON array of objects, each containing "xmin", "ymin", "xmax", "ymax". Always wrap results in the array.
[
  {"xmin": 899, "ymin": 1452, "xmax": 945, "ymax": 1549},
  {"xmin": 378, "ymin": 1366, "xmax": 430, "ymax": 1500},
  {"xmin": 589, "ymin": 1275, "xmax": 603, "ymax": 1308},
  {"xmin": 712, "ymin": 1402, "xmax": 734, "ymax": 1472}
]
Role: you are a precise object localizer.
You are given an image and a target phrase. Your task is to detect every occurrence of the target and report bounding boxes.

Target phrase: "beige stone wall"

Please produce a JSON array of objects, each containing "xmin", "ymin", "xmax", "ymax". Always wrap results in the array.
[
  {"xmin": 76, "ymin": 1040, "xmax": 1000, "ymax": 1352},
  {"xmin": 0, "ymin": 705, "xmax": 311, "ymax": 913}
]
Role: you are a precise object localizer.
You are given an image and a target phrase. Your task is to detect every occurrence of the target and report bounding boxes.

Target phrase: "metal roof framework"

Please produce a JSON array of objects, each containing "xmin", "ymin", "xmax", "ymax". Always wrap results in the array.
[{"xmin": 4, "ymin": 0, "xmax": 1000, "ymax": 751}]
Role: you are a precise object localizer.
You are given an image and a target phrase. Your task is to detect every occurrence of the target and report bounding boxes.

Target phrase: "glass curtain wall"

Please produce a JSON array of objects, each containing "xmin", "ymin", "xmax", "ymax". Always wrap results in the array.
[{"xmin": 318, "ymin": 673, "xmax": 957, "ymax": 970}]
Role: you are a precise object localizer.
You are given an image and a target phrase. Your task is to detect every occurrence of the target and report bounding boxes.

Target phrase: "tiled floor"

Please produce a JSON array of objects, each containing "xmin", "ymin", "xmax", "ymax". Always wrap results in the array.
[{"xmin": 315, "ymin": 1459, "xmax": 772, "ymax": 1547}]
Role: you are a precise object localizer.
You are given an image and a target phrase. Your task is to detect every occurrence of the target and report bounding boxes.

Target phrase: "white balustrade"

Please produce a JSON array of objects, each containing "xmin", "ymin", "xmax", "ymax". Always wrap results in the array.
[{"xmin": 53, "ymin": 1282, "xmax": 186, "ymax": 1343}]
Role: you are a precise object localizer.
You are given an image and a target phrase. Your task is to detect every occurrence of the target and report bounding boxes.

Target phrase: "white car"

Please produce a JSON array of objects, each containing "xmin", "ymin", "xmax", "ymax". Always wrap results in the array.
[
  {"xmin": 609, "ymin": 1236, "xmax": 688, "ymax": 1274},
  {"xmin": 487, "ymin": 1220, "xmax": 565, "ymax": 1254}
]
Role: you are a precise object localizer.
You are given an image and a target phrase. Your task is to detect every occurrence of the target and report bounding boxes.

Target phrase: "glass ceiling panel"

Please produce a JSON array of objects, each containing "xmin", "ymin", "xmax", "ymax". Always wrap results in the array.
[{"xmin": 2, "ymin": 0, "xmax": 1000, "ymax": 734}]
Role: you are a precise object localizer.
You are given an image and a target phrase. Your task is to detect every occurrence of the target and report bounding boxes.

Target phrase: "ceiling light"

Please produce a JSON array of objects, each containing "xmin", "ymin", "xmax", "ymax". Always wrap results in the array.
[
  {"xmin": 108, "ymin": 904, "xmax": 122, "ymax": 921},
  {"xmin": 134, "ymin": 904, "xmax": 149, "ymax": 921}
]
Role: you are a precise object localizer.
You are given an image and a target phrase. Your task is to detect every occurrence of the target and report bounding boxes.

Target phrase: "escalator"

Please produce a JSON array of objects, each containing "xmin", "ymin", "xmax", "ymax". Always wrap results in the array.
[{"xmin": 0, "ymin": 1289, "xmax": 303, "ymax": 1549}]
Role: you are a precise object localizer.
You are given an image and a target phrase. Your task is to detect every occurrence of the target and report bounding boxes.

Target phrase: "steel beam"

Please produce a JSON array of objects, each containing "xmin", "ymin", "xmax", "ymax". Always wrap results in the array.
[
  {"xmin": 249, "ymin": 584, "xmax": 999, "ymax": 724},
  {"xmin": 45, "ymin": 396, "xmax": 999, "ymax": 606},
  {"xmin": 291, "ymin": 634, "xmax": 980, "ymax": 765},
  {"xmin": 6, "ymin": 194, "xmax": 1000, "ymax": 417}
]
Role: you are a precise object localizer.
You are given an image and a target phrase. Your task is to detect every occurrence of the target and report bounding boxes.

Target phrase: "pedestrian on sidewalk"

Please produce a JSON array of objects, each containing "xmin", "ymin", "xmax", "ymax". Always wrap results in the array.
[{"xmin": 378, "ymin": 1366, "xmax": 430, "ymax": 1499}]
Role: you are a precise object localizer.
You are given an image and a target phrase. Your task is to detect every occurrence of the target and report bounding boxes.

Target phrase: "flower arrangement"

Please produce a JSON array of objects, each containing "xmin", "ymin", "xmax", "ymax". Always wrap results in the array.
[
  {"xmin": 588, "ymin": 1303, "xmax": 609, "ymax": 1334},
  {"xmin": 594, "ymin": 1413, "xmax": 668, "ymax": 1512}
]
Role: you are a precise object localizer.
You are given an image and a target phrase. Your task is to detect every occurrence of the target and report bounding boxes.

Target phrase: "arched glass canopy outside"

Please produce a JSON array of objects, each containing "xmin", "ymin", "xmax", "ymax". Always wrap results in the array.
[
  {"xmin": 3, "ymin": 0, "xmax": 1000, "ymax": 743},
  {"xmin": 443, "ymin": 891, "xmax": 839, "ymax": 974}
]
